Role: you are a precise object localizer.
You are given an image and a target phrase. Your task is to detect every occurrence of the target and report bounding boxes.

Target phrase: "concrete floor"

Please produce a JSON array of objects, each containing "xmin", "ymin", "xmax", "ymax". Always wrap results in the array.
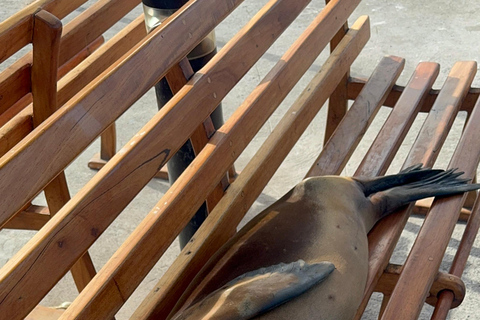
[{"xmin": 1, "ymin": 0, "xmax": 480, "ymax": 319}]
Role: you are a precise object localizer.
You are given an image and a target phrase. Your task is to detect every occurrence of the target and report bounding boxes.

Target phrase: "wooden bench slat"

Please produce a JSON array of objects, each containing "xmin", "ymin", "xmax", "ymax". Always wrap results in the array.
[
  {"xmin": 306, "ymin": 55, "xmax": 405, "ymax": 177},
  {"xmin": 58, "ymin": 1, "xmax": 363, "ymax": 319},
  {"xmin": 434, "ymin": 101, "xmax": 480, "ymax": 318},
  {"xmin": 356, "ymin": 61, "xmax": 477, "ymax": 320},
  {"xmin": 3, "ymin": 205, "xmax": 50, "ymax": 230},
  {"xmin": 131, "ymin": 15, "xmax": 370, "ymax": 320},
  {"xmin": 355, "ymin": 62, "xmax": 440, "ymax": 177},
  {"xmin": 0, "ymin": 105, "xmax": 33, "ymax": 158},
  {"xmin": 381, "ymin": 61, "xmax": 478, "ymax": 320},
  {"xmin": 57, "ymin": 0, "xmax": 141, "ymax": 67},
  {"xmin": 0, "ymin": 0, "xmax": 87, "ymax": 64},
  {"xmin": 0, "ymin": 59, "xmax": 31, "ymax": 114},
  {"xmin": 0, "ymin": 0, "xmax": 310, "ymax": 317},
  {"xmin": 0, "ymin": 0, "xmax": 242, "ymax": 230}
]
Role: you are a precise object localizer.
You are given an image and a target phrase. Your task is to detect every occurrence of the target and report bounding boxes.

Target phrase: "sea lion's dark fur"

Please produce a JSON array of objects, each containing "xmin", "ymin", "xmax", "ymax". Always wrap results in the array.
[{"xmin": 171, "ymin": 166, "xmax": 480, "ymax": 320}]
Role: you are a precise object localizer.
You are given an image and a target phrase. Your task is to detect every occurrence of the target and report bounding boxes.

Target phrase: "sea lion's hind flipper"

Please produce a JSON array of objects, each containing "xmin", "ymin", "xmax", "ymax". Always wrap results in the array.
[
  {"xmin": 354, "ymin": 165, "xmax": 442, "ymax": 196},
  {"xmin": 171, "ymin": 261, "xmax": 335, "ymax": 320},
  {"xmin": 371, "ymin": 168, "xmax": 480, "ymax": 216}
]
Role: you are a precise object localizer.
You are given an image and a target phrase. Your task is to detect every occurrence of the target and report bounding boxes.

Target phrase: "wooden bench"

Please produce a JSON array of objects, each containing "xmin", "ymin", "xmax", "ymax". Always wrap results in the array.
[{"xmin": 0, "ymin": 0, "xmax": 479, "ymax": 319}]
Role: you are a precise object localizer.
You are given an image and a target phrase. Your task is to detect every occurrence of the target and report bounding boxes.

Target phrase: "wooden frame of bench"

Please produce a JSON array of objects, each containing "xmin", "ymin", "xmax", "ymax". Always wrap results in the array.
[{"xmin": 1, "ymin": 0, "xmax": 479, "ymax": 319}]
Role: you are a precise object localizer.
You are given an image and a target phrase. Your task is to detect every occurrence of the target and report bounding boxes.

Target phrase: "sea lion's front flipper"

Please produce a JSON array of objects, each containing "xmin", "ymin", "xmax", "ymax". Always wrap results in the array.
[
  {"xmin": 171, "ymin": 260, "xmax": 335, "ymax": 320},
  {"xmin": 354, "ymin": 165, "xmax": 445, "ymax": 196},
  {"xmin": 370, "ymin": 168, "xmax": 480, "ymax": 217}
]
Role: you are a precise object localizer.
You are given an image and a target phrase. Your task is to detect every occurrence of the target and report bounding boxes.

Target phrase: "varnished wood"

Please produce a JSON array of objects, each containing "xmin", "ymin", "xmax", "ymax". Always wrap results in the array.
[
  {"xmin": 355, "ymin": 62, "xmax": 440, "ymax": 176},
  {"xmin": 0, "ymin": 0, "xmax": 87, "ymax": 64},
  {"xmin": 59, "ymin": 2, "xmax": 364, "ymax": 319},
  {"xmin": 306, "ymin": 55, "xmax": 405, "ymax": 177},
  {"xmin": 31, "ymin": 10, "xmax": 97, "ymax": 294},
  {"xmin": 3, "ymin": 205, "xmax": 50, "ymax": 230},
  {"xmin": 355, "ymin": 62, "xmax": 477, "ymax": 320},
  {"xmin": 132, "ymin": 14, "xmax": 370, "ymax": 320},
  {"xmin": 0, "ymin": 105, "xmax": 33, "ymax": 158},
  {"xmin": 375, "ymin": 264, "xmax": 465, "ymax": 309},
  {"xmin": 0, "ymin": 0, "xmax": 242, "ymax": 230},
  {"xmin": 0, "ymin": 58, "xmax": 31, "ymax": 114},
  {"xmin": 0, "ymin": 94, "xmax": 32, "ymax": 127},
  {"xmin": 57, "ymin": 36, "xmax": 104, "ymax": 79},
  {"xmin": 413, "ymin": 198, "xmax": 471, "ymax": 222},
  {"xmin": 323, "ymin": 0, "xmax": 349, "ymax": 144},
  {"xmin": 347, "ymin": 77, "xmax": 480, "ymax": 113},
  {"xmin": 0, "ymin": 0, "xmax": 300, "ymax": 317},
  {"xmin": 31, "ymin": 10, "xmax": 62, "ymax": 128},
  {"xmin": 25, "ymin": 305, "xmax": 65, "ymax": 320},
  {"xmin": 380, "ymin": 61, "xmax": 478, "ymax": 320}
]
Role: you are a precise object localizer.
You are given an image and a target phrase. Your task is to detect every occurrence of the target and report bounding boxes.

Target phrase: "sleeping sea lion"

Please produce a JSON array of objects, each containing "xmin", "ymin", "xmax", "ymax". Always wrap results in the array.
[{"xmin": 170, "ymin": 166, "xmax": 480, "ymax": 320}]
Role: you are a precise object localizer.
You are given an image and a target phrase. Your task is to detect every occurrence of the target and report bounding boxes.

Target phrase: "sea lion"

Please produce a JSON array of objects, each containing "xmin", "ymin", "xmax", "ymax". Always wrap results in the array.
[{"xmin": 170, "ymin": 166, "xmax": 480, "ymax": 320}]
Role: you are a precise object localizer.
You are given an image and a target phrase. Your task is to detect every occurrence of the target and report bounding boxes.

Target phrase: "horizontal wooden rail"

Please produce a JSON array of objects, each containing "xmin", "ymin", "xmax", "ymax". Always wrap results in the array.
[
  {"xmin": 132, "ymin": 14, "xmax": 370, "ymax": 320},
  {"xmin": 348, "ymin": 77, "xmax": 480, "ymax": 113}
]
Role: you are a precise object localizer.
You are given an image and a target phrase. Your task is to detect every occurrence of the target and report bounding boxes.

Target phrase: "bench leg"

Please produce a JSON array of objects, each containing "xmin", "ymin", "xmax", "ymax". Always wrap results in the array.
[{"xmin": 32, "ymin": 10, "xmax": 96, "ymax": 292}]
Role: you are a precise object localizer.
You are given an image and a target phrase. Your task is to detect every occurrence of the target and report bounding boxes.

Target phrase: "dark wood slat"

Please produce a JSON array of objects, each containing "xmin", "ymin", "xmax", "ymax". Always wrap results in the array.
[
  {"xmin": 377, "ymin": 61, "xmax": 477, "ymax": 320},
  {"xmin": 306, "ymin": 55, "xmax": 405, "ymax": 177}
]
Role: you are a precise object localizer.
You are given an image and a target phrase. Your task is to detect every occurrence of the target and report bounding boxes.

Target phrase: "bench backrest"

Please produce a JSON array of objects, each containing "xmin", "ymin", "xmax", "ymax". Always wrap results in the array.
[{"xmin": 1, "ymin": 0, "xmax": 453, "ymax": 319}]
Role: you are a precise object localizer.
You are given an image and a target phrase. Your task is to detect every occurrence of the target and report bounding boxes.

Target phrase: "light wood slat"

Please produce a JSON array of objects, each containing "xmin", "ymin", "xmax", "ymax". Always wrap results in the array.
[
  {"xmin": 0, "ymin": 94, "xmax": 32, "ymax": 128},
  {"xmin": 0, "ymin": 0, "xmax": 243, "ymax": 230},
  {"xmin": 355, "ymin": 62, "xmax": 478, "ymax": 320},
  {"xmin": 57, "ymin": 0, "xmax": 352, "ymax": 317},
  {"xmin": 381, "ymin": 62, "xmax": 478, "ymax": 320},
  {"xmin": 306, "ymin": 55, "xmax": 405, "ymax": 177},
  {"xmin": 25, "ymin": 305, "xmax": 64, "ymax": 320},
  {"xmin": 0, "ymin": 105, "xmax": 33, "ymax": 158},
  {"xmin": 57, "ymin": 14, "xmax": 146, "ymax": 106},
  {"xmin": 3, "ymin": 205, "xmax": 50, "ymax": 230},
  {"xmin": 57, "ymin": 0, "xmax": 141, "ymax": 67},
  {"xmin": 433, "ymin": 97, "xmax": 480, "ymax": 315},
  {"xmin": 57, "ymin": 36, "xmax": 104, "ymax": 79},
  {"xmin": 0, "ymin": 59, "xmax": 30, "ymax": 114},
  {"xmin": 132, "ymin": 15, "xmax": 370, "ymax": 320},
  {"xmin": 0, "ymin": 0, "xmax": 304, "ymax": 317},
  {"xmin": 355, "ymin": 62, "xmax": 440, "ymax": 177},
  {"xmin": 0, "ymin": 0, "xmax": 88, "ymax": 64}
]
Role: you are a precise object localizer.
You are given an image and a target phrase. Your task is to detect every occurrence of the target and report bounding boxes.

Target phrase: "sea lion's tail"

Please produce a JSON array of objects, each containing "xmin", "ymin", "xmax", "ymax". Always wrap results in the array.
[{"xmin": 366, "ymin": 167, "xmax": 480, "ymax": 217}]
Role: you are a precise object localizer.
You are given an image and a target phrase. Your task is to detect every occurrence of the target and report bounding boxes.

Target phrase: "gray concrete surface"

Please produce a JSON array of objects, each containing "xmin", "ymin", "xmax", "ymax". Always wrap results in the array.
[{"xmin": 1, "ymin": 0, "xmax": 480, "ymax": 319}]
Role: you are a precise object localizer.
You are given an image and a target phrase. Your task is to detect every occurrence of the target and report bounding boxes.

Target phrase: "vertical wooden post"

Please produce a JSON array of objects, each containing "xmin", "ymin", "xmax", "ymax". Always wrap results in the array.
[
  {"xmin": 323, "ymin": 0, "xmax": 349, "ymax": 144},
  {"xmin": 32, "ymin": 10, "xmax": 96, "ymax": 293}
]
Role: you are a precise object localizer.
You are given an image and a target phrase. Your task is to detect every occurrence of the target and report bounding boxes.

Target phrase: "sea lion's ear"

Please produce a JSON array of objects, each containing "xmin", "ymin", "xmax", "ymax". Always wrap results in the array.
[{"xmin": 171, "ymin": 260, "xmax": 335, "ymax": 320}]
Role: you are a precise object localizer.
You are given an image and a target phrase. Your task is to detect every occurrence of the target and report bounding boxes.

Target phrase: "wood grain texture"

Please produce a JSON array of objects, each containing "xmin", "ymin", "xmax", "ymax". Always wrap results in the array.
[
  {"xmin": 31, "ymin": 10, "xmax": 97, "ymax": 294},
  {"xmin": 3, "ymin": 205, "xmax": 50, "ymax": 230},
  {"xmin": 355, "ymin": 62, "xmax": 440, "ymax": 176},
  {"xmin": 377, "ymin": 61, "xmax": 478, "ymax": 320},
  {"xmin": 57, "ymin": 0, "xmax": 141, "ymax": 67},
  {"xmin": 347, "ymin": 78, "xmax": 480, "ymax": 113},
  {"xmin": 323, "ymin": 0, "xmax": 349, "ymax": 144},
  {"xmin": 131, "ymin": 15, "xmax": 369, "ymax": 320},
  {"xmin": 354, "ymin": 62, "xmax": 477, "ymax": 320},
  {"xmin": 0, "ymin": 0, "xmax": 298, "ymax": 317},
  {"xmin": 0, "ymin": 105, "xmax": 33, "ymax": 158},
  {"xmin": 306, "ymin": 55, "xmax": 405, "ymax": 177},
  {"xmin": 0, "ymin": 94, "xmax": 32, "ymax": 127},
  {"xmin": 0, "ymin": 0, "xmax": 87, "ymax": 64},
  {"xmin": 56, "ymin": 0, "xmax": 325, "ymax": 318},
  {"xmin": 0, "ymin": 0, "xmax": 242, "ymax": 230},
  {"xmin": 0, "ymin": 58, "xmax": 31, "ymax": 114},
  {"xmin": 57, "ymin": 36, "xmax": 104, "ymax": 79}
]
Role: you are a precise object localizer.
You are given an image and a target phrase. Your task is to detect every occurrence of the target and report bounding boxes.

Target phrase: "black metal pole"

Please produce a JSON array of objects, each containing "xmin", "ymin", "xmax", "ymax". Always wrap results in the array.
[{"xmin": 142, "ymin": 0, "xmax": 224, "ymax": 249}]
